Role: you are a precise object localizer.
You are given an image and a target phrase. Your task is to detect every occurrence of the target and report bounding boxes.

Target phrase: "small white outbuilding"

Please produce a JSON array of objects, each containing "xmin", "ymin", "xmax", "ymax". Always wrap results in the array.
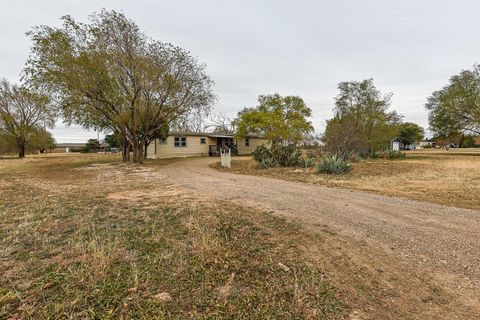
[{"xmin": 391, "ymin": 138, "xmax": 401, "ymax": 151}]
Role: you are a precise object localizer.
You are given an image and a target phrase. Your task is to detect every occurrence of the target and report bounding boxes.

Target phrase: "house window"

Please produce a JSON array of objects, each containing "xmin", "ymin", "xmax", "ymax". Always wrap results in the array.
[
  {"xmin": 245, "ymin": 138, "xmax": 250, "ymax": 147},
  {"xmin": 174, "ymin": 137, "xmax": 187, "ymax": 147},
  {"xmin": 159, "ymin": 138, "xmax": 167, "ymax": 145},
  {"xmin": 200, "ymin": 137, "xmax": 206, "ymax": 144}
]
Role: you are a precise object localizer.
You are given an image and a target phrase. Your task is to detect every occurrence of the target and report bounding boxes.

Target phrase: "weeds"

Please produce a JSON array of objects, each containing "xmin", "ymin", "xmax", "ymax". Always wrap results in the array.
[{"xmin": 0, "ymin": 157, "xmax": 341, "ymax": 319}]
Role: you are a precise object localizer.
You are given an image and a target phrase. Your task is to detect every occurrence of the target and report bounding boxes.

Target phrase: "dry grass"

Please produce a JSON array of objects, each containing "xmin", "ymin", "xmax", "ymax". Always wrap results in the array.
[
  {"xmin": 0, "ymin": 154, "xmax": 341, "ymax": 319},
  {"xmin": 213, "ymin": 149, "xmax": 480, "ymax": 209},
  {"xmin": 2, "ymin": 154, "xmax": 478, "ymax": 319}
]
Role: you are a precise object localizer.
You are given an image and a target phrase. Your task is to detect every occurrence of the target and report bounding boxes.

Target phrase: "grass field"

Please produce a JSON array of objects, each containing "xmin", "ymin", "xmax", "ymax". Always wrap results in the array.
[
  {"xmin": 213, "ymin": 148, "xmax": 480, "ymax": 209},
  {"xmin": 1, "ymin": 154, "xmax": 477, "ymax": 319},
  {"xmin": 0, "ymin": 154, "xmax": 344, "ymax": 319}
]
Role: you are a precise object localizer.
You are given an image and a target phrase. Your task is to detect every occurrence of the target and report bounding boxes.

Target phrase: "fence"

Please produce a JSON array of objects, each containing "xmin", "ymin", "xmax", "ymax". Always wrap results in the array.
[{"xmin": 220, "ymin": 148, "xmax": 231, "ymax": 168}]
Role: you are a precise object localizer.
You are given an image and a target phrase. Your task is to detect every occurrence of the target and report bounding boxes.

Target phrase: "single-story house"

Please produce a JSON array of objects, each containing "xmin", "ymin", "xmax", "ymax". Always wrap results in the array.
[
  {"xmin": 53, "ymin": 143, "xmax": 88, "ymax": 153},
  {"xmin": 146, "ymin": 132, "xmax": 269, "ymax": 159},
  {"xmin": 53, "ymin": 142, "xmax": 109, "ymax": 153}
]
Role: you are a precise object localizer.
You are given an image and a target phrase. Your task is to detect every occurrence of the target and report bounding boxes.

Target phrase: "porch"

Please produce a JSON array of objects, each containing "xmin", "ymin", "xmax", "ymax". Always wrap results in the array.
[{"xmin": 209, "ymin": 137, "xmax": 238, "ymax": 156}]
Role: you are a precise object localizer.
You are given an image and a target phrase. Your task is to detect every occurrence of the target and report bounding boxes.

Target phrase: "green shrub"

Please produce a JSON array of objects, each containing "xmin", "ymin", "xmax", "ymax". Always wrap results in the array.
[
  {"xmin": 317, "ymin": 154, "xmax": 351, "ymax": 174},
  {"xmin": 252, "ymin": 144, "xmax": 303, "ymax": 168},
  {"xmin": 300, "ymin": 156, "xmax": 316, "ymax": 168},
  {"xmin": 272, "ymin": 144, "xmax": 303, "ymax": 167},
  {"xmin": 252, "ymin": 145, "xmax": 276, "ymax": 168},
  {"xmin": 461, "ymin": 136, "xmax": 475, "ymax": 148}
]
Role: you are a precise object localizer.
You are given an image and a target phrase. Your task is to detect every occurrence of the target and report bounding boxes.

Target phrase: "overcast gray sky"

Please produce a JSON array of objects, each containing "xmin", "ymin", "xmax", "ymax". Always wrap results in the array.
[{"xmin": 1, "ymin": 0, "xmax": 479, "ymax": 142}]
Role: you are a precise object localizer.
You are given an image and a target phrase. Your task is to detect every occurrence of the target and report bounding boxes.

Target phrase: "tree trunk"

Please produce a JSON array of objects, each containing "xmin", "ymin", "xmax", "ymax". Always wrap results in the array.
[
  {"xmin": 131, "ymin": 137, "xmax": 144, "ymax": 164},
  {"xmin": 122, "ymin": 143, "xmax": 128, "ymax": 161},
  {"xmin": 144, "ymin": 142, "xmax": 148, "ymax": 159},
  {"xmin": 17, "ymin": 139, "xmax": 26, "ymax": 158},
  {"xmin": 121, "ymin": 138, "xmax": 131, "ymax": 162},
  {"xmin": 143, "ymin": 138, "xmax": 151, "ymax": 160}
]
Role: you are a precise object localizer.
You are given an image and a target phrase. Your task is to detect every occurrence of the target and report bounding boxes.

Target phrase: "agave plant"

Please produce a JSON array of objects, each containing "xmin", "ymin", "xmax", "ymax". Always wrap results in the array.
[
  {"xmin": 316, "ymin": 154, "xmax": 351, "ymax": 174},
  {"xmin": 301, "ymin": 156, "xmax": 316, "ymax": 168}
]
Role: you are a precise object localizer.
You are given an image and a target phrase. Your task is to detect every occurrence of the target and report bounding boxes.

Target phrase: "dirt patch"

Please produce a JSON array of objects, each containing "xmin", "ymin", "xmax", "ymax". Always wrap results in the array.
[{"xmin": 107, "ymin": 186, "xmax": 189, "ymax": 202}]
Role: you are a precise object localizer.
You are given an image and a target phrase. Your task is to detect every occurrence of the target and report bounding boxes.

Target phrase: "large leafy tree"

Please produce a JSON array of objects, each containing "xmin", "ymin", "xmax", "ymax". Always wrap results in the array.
[
  {"xmin": 426, "ymin": 64, "xmax": 480, "ymax": 136},
  {"xmin": 28, "ymin": 127, "xmax": 56, "ymax": 153},
  {"xmin": 235, "ymin": 94, "xmax": 313, "ymax": 146},
  {"xmin": 25, "ymin": 10, "xmax": 214, "ymax": 163},
  {"xmin": 0, "ymin": 79, "xmax": 55, "ymax": 158},
  {"xmin": 323, "ymin": 79, "xmax": 401, "ymax": 156},
  {"xmin": 397, "ymin": 122, "xmax": 424, "ymax": 145}
]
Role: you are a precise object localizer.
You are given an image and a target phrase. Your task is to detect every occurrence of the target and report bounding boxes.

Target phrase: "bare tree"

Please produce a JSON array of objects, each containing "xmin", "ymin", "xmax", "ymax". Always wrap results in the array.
[
  {"xmin": 0, "ymin": 79, "xmax": 55, "ymax": 157},
  {"xmin": 204, "ymin": 113, "xmax": 236, "ymax": 134}
]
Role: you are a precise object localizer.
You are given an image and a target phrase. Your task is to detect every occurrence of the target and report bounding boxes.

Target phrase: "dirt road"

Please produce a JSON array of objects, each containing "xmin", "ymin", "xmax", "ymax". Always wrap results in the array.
[{"xmin": 161, "ymin": 157, "xmax": 480, "ymax": 311}]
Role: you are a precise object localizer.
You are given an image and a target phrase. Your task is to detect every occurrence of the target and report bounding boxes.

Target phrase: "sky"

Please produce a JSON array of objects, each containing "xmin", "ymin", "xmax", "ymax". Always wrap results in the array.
[{"xmin": 1, "ymin": 0, "xmax": 479, "ymax": 142}]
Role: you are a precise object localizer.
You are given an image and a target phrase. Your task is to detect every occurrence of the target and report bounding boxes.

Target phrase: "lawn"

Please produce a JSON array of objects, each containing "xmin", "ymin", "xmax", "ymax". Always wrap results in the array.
[
  {"xmin": 0, "ymin": 154, "xmax": 342, "ymax": 319},
  {"xmin": 213, "ymin": 148, "xmax": 480, "ymax": 209}
]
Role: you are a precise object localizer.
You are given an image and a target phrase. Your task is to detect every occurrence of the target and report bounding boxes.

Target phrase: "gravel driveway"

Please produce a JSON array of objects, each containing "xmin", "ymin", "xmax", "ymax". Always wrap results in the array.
[{"xmin": 161, "ymin": 157, "xmax": 480, "ymax": 303}]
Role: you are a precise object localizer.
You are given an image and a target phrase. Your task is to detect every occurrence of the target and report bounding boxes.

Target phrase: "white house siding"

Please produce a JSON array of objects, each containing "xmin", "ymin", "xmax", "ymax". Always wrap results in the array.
[
  {"xmin": 146, "ymin": 135, "xmax": 215, "ymax": 159},
  {"xmin": 146, "ymin": 135, "xmax": 270, "ymax": 159}
]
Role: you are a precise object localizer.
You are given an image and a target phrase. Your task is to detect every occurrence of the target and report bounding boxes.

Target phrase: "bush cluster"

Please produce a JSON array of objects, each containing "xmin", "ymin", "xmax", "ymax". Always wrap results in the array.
[
  {"xmin": 316, "ymin": 154, "xmax": 351, "ymax": 174},
  {"xmin": 253, "ymin": 145, "xmax": 352, "ymax": 175},
  {"xmin": 252, "ymin": 144, "xmax": 303, "ymax": 168},
  {"xmin": 252, "ymin": 145, "xmax": 276, "ymax": 168}
]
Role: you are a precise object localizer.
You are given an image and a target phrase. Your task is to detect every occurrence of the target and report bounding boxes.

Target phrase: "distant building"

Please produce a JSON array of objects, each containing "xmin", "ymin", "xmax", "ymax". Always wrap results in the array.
[
  {"xmin": 53, "ymin": 142, "xmax": 108, "ymax": 153},
  {"xmin": 415, "ymin": 140, "xmax": 436, "ymax": 149},
  {"xmin": 391, "ymin": 138, "xmax": 417, "ymax": 151},
  {"xmin": 53, "ymin": 143, "xmax": 87, "ymax": 153}
]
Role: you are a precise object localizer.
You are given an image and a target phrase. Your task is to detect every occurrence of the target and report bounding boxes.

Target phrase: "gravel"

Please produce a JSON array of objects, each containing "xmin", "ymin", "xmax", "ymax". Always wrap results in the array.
[{"xmin": 161, "ymin": 157, "xmax": 480, "ymax": 298}]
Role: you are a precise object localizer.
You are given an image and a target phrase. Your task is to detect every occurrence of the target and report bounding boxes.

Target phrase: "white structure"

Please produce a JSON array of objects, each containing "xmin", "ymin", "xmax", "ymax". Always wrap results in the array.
[
  {"xmin": 220, "ymin": 148, "xmax": 231, "ymax": 168},
  {"xmin": 391, "ymin": 138, "xmax": 401, "ymax": 151}
]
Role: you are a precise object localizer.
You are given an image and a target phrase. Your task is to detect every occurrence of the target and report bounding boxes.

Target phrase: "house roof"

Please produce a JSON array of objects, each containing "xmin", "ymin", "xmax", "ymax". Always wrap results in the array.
[
  {"xmin": 56, "ymin": 142, "xmax": 108, "ymax": 148},
  {"xmin": 168, "ymin": 131, "xmax": 265, "ymax": 139},
  {"xmin": 55, "ymin": 143, "xmax": 87, "ymax": 148}
]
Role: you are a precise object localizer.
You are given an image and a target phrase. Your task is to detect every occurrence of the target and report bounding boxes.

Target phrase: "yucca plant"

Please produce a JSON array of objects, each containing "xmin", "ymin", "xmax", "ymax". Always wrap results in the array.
[
  {"xmin": 252, "ymin": 145, "xmax": 276, "ymax": 168},
  {"xmin": 316, "ymin": 154, "xmax": 351, "ymax": 174},
  {"xmin": 301, "ymin": 156, "xmax": 316, "ymax": 168}
]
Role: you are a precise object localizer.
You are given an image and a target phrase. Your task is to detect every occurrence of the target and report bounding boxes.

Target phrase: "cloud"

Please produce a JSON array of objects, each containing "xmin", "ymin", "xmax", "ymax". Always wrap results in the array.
[{"xmin": 2, "ymin": 0, "xmax": 479, "ymax": 140}]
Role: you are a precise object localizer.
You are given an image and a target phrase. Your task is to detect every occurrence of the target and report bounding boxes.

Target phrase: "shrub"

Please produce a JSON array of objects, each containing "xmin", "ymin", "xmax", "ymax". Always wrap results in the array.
[
  {"xmin": 461, "ymin": 136, "xmax": 475, "ymax": 148},
  {"xmin": 271, "ymin": 144, "xmax": 303, "ymax": 167},
  {"xmin": 252, "ymin": 144, "xmax": 303, "ymax": 168},
  {"xmin": 300, "ymin": 156, "xmax": 316, "ymax": 168},
  {"xmin": 317, "ymin": 154, "xmax": 351, "ymax": 174},
  {"xmin": 252, "ymin": 145, "xmax": 276, "ymax": 168}
]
